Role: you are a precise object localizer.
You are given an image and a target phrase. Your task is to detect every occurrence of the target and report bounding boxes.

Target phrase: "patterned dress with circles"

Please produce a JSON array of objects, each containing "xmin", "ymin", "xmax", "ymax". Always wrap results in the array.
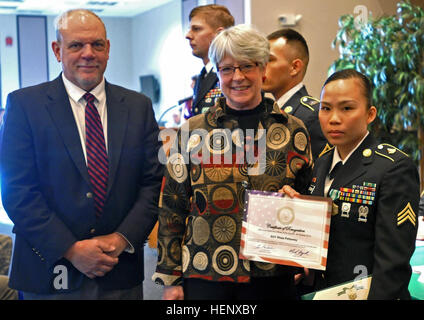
[{"xmin": 153, "ymin": 97, "xmax": 313, "ymax": 285}]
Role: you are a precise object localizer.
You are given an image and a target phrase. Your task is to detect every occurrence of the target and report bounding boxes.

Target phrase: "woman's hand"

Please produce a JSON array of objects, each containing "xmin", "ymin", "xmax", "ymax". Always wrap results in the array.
[
  {"xmin": 163, "ymin": 285, "xmax": 184, "ymax": 300},
  {"xmin": 278, "ymin": 185, "xmax": 300, "ymax": 198}
]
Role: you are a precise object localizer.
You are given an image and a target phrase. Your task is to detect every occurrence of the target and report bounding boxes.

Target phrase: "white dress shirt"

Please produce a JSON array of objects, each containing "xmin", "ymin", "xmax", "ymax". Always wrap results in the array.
[
  {"xmin": 62, "ymin": 74, "xmax": 108, "ymax": 164},
  {"xmin": 62, "ymin": 74, "xmax": 134, "ymax": 253},
  {"xmin": 204, "ymin": 60, "xmax": 214, "ymax": 75},
  {"xmin": 276, "ymin": 82, "xmax": 304, "ymax": 108},
  {"xmin": 324, "ymin": 131, "xmax": 369, "ymax": 195}
]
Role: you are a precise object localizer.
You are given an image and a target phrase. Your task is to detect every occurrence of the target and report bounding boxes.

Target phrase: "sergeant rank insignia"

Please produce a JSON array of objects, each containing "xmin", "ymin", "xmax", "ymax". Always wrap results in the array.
[{"xmin": 397, "ymin": 202, "xmax": 416, "ymax": 227}]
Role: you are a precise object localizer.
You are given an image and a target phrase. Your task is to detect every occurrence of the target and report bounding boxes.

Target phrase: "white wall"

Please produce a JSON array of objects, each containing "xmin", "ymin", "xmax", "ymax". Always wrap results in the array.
[
  {"xmin": 1, "ymin": 0, "xmax": 238, "ymax": 118},
  {"xmin": 0, "ymin": 14, "xmax": 19, "ymax": 107},
  {"xmin": 103, "ymin": 17, "xmax": 134, "ymax": 90},
  {"xmin": 1, "ymin": 0, "xmax": 241, "ymax": 116},
  {"xmin": 131, "ymin": 0, "xmax": 202, "ymax": 118},
  {"xmin": 0, "ymin": 14, "xmax": 133, "ymax": 107},
  {"xmin": 250, "ymin": 0, "xmax": 398, "ymax": 98},
  {"xmin": 46, "ymin": 15, "xmax": 61, "ymax": 81}
]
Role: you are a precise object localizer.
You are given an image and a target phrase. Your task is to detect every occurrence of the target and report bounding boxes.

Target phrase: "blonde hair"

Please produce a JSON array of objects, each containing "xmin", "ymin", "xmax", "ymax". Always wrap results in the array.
[{"xmin": 189, "ymin": 5, "xmax": 234, "ymax": 30}]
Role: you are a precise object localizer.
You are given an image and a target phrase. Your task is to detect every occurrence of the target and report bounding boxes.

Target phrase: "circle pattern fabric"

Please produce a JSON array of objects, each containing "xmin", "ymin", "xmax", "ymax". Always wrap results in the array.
[
  {"xmin": 212, "ymin": 245, "xmax": 238, "ymax": 276},
  {"xmin": 167, "ymin": 153, "xmax": 188, "ymax": 183},
  {"xmin": 266, "ymin": 123, "xmax": 290, "ymax": 150}
]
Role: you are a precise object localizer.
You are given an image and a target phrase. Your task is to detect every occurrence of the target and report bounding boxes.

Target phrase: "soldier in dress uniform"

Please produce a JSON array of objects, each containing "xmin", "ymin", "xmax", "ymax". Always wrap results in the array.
[
  {"xmin": 262, "ymin": 28, "xmax": 329, "ymax": 160},
  {"xmin": 281, "ymin": 69, "xmax": 419, "ymax": 299},
  {"xmin": 185, "ymin": 5, "xmax": 234, "ymax": 117}
]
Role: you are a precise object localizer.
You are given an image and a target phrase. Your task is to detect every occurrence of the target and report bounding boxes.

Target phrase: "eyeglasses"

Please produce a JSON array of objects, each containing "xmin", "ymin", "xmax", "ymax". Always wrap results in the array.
[{"xmin": 217, "ymin": 62, "xmax": 259, "ymax": 76}]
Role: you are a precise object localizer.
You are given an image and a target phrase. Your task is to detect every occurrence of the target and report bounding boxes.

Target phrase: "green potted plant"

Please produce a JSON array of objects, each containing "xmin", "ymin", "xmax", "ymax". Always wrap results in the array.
[{"xmin": 330, "ymin": 0, "xmax": 424, "ymax": 187}]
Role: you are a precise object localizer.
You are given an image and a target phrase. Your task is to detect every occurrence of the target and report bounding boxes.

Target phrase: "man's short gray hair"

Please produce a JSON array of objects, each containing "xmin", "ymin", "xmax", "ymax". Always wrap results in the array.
[
  {"xmin": 208, "ymin": 24, "xmax": 270, "ymax": 70},
  {"xmin": 54, "ymin": 9, "xmax": 106, "ymax": 41}
]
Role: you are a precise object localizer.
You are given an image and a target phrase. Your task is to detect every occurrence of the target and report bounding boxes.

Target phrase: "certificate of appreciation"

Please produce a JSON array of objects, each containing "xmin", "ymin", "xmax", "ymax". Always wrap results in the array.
[{"xmin": 240, "ymin": 190, "xmax": 332, "ymax": 270}]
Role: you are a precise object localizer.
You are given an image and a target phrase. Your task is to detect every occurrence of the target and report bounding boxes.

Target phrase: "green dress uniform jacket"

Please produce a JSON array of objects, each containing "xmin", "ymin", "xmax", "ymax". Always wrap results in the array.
[
  {"xmin": 153, "ymin": 97, "xmax": 312, "ymax": 286},
  {"xmin": 281, "ymin": 86, "xmax": 329, "ymax": 160},
  {"xmin": 309, "ymin": 133, "xmax": 419, "ymax": 299},
  {"xmin": 191, "ymin": 70, "xmax": 221, "ymax": 116}
]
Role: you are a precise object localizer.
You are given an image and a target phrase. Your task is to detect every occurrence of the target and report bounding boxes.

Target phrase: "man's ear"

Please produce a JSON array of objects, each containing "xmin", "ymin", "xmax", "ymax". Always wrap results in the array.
[
  {"xmin": 290, "ymin": 58, "xmax": 304, "ymax": 77},
  {"xmin": 215, "ymin": 26, "xmax": 224, "ymax": 35},
  {"xmin": 52, "ymin": 41, "xmax": 61, "ymax": 62},
  {"xmin": 106, "ymin": 39, "xmax": 111, "ymax": 59}
]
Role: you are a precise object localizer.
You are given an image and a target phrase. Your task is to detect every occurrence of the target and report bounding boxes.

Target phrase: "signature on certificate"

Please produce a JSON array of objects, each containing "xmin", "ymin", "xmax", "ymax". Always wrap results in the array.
[
  {"xmin": 254, "ymin": 243, "xmax": 274, "ymax": 250},
  {"xmin": 289, "ymin": 248, "xmax": 310, "ymax": 257}
]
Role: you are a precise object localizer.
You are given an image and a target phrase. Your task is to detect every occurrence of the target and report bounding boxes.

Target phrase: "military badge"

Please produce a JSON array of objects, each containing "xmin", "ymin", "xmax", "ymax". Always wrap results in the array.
[
  {"xmin": 358, "ymin": 206, "xmax": 369, "ymax": 223},
  {"xmin": 329, "ymin": 189, "xmax": 341, "ymax": 201},
  {"xmin": 341, "ymin": 202, "xmax": 351, "ymax": 218},
  {"xmin": 332, "ymin": 203, "xmax": 339, "ymax": 216}
]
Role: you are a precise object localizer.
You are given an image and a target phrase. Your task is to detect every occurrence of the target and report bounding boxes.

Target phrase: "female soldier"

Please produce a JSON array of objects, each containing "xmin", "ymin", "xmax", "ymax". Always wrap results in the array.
[{"xmin": 283, "ymin": 69, "xmax": 419, "ymax": 299}]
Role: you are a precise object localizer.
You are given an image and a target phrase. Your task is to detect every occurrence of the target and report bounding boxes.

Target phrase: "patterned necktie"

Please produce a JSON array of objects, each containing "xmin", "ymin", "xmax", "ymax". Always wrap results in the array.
[{"xmin": 84, "ymin": 92, "xmax": 108, "ymax": 217}]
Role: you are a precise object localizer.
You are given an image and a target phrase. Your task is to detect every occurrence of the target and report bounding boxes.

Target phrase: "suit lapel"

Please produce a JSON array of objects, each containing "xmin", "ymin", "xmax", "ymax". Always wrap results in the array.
[
  {"xmin": 283, "ymin": 86, "xmax": 307, "ymax": 114},
  {"xmin": 193, "ymin": 71, "xmax": 218, "ymax": 108},
  {"xmin": 45, "ymin": 76, "xmax": 91, "ymax": 185},
  {"xmin": 312, "ymin": 149, "xmax": 333, "ymax": 196},
  {"xmin": 105, "ymin": 82, "xmax": 128, "ymax": 195},
  {"xmin": 330, "ymin": 134, "xmax": 376, "ymax": 190}
]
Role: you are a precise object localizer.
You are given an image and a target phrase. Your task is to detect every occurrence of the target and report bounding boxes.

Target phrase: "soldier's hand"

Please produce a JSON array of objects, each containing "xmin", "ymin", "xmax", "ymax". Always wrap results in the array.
[{"xmin": 278, "ymin": 185, "xmax": 300, "ymax": 198}]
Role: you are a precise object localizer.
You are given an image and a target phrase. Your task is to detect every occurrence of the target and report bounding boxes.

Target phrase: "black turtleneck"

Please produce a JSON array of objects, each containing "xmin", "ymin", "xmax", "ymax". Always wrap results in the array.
[{"xmin": 225, "ymin": 100, "xmax": 266, "ymax": 133}]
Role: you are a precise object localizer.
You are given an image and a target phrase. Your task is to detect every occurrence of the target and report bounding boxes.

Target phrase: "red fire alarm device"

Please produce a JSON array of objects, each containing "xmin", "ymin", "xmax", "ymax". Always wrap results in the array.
[{"xmin": 6, "ymin": 37, "xmax": 12, "ymax": 46}]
